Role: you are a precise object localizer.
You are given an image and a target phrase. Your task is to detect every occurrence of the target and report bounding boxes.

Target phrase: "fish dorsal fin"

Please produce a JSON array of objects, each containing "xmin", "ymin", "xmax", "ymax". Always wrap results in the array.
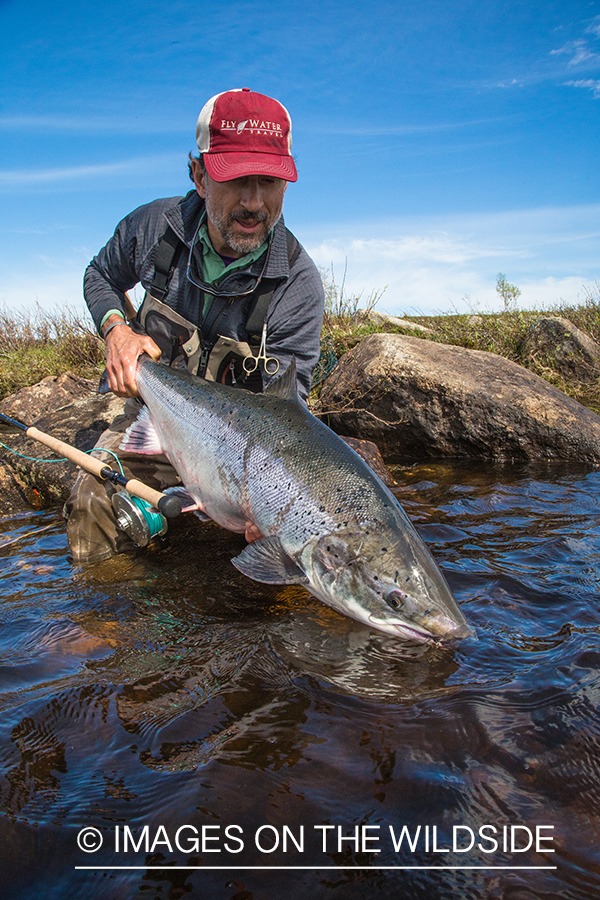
[
  {"xmin": 231, "ymin": 535, "xmax": 309, "ymax": 584},
  {"xmin": 264, "ymin": 357, "xmax": 298, "ymax": 401},
  {"xmin": 119, "ymin": 405, "xmax": 163, "ymax": 455}
]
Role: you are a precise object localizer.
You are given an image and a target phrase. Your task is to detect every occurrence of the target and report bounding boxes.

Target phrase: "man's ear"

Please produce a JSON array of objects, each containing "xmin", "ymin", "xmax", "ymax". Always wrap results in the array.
[{"xmin": 191, "ymin": 158, "xmax": 207, "ymax": 198}]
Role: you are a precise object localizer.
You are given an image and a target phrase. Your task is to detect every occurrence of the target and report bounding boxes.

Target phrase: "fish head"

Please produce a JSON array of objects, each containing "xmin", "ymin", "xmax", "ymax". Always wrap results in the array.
[{"xmin": 301, "ymin": 528, "xmax": 473, "ymax": 644}]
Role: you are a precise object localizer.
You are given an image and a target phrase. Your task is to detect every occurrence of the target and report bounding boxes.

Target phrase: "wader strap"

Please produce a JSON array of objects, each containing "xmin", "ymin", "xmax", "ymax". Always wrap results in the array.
[
  {"xmin": 150, "ymin": 225, "xmax": 183, "ymax": 302},
  {"xmin": 245, "ymin": 290, "xmax": 274, "ymax": 339}
]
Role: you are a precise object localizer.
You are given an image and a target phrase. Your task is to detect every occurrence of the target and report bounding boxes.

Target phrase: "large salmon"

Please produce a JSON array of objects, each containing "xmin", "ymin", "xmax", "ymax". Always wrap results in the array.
[{"xmin": 121, "ymin": 356, "xmax": 472, "ymax": 643}]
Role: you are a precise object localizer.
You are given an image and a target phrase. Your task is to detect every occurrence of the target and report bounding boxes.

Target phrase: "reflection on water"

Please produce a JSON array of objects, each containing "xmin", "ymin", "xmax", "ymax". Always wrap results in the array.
[{"xmin": 1, "ymin": 461, "xmax": 600, "ymax": 899}]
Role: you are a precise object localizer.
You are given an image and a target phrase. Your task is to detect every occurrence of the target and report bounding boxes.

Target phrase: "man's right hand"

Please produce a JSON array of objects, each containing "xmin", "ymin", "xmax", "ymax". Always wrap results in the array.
[{"xmin": 103, "ymin": 316, "xmax": 161, "ymax": 397}]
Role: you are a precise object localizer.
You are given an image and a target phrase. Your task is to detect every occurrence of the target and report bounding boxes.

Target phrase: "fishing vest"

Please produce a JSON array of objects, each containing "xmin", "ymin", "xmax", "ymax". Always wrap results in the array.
[{"xmin": 134, "ymin": 224, "xmax": 301, "ymax": 391}]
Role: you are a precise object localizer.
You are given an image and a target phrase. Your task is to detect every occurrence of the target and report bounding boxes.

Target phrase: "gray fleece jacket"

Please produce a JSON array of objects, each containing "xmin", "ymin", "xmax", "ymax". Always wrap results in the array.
[{"xmin": 84, "ymin": 190, "xmax": 324, "ymax": 399}]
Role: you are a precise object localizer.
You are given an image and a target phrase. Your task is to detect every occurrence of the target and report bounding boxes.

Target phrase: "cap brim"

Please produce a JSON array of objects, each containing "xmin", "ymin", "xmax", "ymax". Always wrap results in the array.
[{"xmin": 204, "ymin": 151, "xmax": 297, "ymax": 183}]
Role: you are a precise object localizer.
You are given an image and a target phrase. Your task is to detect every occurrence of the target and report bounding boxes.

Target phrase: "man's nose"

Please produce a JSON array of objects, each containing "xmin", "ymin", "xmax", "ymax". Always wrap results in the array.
[{"xmin": 239, "ymin": 178, "xmax": 264, "ymax": 211}]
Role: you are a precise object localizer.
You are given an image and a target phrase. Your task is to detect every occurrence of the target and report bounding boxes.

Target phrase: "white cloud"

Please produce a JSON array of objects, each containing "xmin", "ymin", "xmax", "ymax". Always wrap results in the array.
[
  {"xmin": 0, "ymin": 266, "xmax": 88, "ymax": 316},
  {"xmin": 0, "ymin": 114, "xmax": 189, "ymax": 134},
  {"xmin": 0, "ymin": 154, "xmax": 181, "ymax": 187},
  {"xmin": 299, "ymin": 203, "xmax": 600, "ymax": 316},
  {"xmin": 586, "ymin": 16, "xmax": 600, "ymax": 39},
  {"xmin": 551, "ymin": 39, "xmax": 596, "ymax": 66},
  {"xmin": 564, "ymin": 78, "xmax": 600, "ymax": 98}
]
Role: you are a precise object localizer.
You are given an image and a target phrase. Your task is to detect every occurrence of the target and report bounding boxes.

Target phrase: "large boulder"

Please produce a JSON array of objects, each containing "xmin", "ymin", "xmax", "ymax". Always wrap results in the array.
[
  {"xmin": 0, "ymin": 373, "xmax": 125, "ymax": 510},
  {"xmin": 318, "ymin": 332, "xmax": 600, "ymax": 463},
  {"xmin": 521, "ymin": 316, "xmax": 600, "ymax": 382}
]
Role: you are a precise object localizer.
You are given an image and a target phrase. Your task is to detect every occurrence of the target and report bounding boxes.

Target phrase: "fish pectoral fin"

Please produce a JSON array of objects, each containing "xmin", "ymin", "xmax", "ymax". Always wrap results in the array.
[
  {"xmin": 119, "ymin": 406, "xmax": 163, "ymax": 455},
  {"xmin": 163, "ymin": 486, "xmax": 210, "ymax": 519},
  {"xmin": 231, "ymin": 536, "xmax": 309, "ymax": 585}
]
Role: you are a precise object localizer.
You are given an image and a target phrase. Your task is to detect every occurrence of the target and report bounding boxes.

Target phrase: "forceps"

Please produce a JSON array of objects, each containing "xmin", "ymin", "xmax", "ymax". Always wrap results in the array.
[{"xmin": 243, "ymin": 323, "xmax": 280, "ymax": 376}]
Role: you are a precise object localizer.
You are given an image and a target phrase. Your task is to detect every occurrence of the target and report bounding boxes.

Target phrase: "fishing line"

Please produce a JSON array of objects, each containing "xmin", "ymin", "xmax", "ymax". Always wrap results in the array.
[
  {"xmin": 0, "ymin": 410, "xmax": 182, "ymax": 541},
  {"xmin": 0, "ymin": 441, "xmax": 125, "ymax": 474}
]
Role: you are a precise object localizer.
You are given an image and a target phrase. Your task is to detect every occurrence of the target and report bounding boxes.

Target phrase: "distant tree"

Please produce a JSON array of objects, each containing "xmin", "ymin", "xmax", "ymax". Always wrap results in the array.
[{"xmin": 496, "ymin": 273, "xmax": 521, "ymax": 311}]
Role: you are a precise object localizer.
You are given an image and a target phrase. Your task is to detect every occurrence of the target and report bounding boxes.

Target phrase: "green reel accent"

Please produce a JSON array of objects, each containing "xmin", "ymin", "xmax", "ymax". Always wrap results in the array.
[{"xmin": 112, "ymin": 491, "xmax": 168, "ymax": 547}]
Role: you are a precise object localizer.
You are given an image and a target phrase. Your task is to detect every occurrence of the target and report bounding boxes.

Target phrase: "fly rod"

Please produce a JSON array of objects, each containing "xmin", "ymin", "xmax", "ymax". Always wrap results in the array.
[{"xmin": 0, "ymin": 410, "xmax": 182, "ymax": 520}]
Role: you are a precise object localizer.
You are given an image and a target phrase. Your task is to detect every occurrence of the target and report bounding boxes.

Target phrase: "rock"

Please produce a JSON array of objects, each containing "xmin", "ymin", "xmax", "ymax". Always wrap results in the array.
[
  {"xmin": 319, "ymin": 332, "xmax": 600, "ymax": 463},
  {"xmin": 356, "ymin": 309, "xmax": 434, "ymax": 335},
  {"xmin": 521, "ymin": 316, "xmax": 600, "ymax": 382},
  {"xmin": 0, "ymin": 374, "xmax": 125, "ymax": 511},
  {"xmin": 0, "ymin": 372, "xmax": 97, "ymax": 424},
  {"xmin": 339, "ymin": 436, "xmax": 398, "ymax": 486}
]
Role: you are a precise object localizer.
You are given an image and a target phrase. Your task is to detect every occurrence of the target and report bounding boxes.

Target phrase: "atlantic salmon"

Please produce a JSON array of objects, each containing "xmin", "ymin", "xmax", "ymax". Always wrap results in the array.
[{"xmin": 120, "ymin": 357, "xmax": 472, "ymax": 642}]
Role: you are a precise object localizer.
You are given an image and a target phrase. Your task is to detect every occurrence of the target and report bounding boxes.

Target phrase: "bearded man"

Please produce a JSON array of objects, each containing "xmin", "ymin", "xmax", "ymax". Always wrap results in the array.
[{"xmin": 65, "ymin": 88, "xmax": 324, "ymax": 563}]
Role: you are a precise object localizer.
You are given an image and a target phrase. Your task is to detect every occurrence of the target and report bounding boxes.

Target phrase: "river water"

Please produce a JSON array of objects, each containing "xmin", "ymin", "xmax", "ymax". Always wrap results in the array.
[{"xmin": 1, "ymin": 460, "xmax": 600, "ymax": 900}]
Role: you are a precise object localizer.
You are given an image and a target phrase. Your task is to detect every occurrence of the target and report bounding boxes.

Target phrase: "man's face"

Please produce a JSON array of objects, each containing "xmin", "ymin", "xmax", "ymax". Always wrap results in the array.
[{"xmin": 192, "ymin": 160, "xmax": 287, "ymax": 257}]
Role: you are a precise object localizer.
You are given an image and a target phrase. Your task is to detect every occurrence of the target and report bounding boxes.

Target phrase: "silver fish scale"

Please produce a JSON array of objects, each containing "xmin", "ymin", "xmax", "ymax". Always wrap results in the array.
[{"xmin": 136, "ymin": 358, "xmax": 398, "ymax": 551}]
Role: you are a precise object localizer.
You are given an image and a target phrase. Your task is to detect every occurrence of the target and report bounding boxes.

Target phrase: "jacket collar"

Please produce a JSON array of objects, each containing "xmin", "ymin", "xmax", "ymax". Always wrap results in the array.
[{"xmin": 163, "ymin": 190, "xmax": 291, "ymax": 280}]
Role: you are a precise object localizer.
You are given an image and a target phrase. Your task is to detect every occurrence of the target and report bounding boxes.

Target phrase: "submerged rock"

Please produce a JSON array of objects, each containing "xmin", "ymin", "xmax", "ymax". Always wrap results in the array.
[
  {"xmin": 319, "ymin": 332, "xmax": 600, "ymax": 463},
  {"xmin": 339, "ymin": 436, "xmax": 398, "ymax": 486}
]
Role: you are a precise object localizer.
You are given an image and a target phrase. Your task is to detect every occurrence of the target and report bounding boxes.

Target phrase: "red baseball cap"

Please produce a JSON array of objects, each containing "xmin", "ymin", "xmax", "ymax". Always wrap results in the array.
[{"xmin": 196, "ymin": 88, "xmax": 298, "ymax": 183}]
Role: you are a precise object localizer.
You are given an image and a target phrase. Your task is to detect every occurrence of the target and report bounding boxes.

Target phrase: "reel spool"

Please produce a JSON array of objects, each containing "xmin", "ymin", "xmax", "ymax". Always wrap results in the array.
[{"xmin": 112, "ymin": 491, "xmax": 168, "ymax": 547}]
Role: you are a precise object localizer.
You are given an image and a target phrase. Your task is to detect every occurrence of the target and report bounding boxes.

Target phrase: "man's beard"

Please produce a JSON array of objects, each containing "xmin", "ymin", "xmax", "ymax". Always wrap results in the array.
[{"xmin": 205, "ymin": 195, "xmax": 281, "ymax": 254}]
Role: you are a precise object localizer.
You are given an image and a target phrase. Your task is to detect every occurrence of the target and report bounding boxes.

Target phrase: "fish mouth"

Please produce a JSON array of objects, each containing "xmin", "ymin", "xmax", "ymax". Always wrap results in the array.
[
  {"xmin": 368, "ymin": 614, "xmax": 436, "ymax": 643},
  {"xmin": 368, "ymin": 614, "xmax": 476, "ymax": 644}
]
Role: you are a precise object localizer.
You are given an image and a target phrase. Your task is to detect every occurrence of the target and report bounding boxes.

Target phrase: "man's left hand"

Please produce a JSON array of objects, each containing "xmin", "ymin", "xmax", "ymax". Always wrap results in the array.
[{"xmin": 245, "ymin": 522, "xmax": 263, "ymax": 543}]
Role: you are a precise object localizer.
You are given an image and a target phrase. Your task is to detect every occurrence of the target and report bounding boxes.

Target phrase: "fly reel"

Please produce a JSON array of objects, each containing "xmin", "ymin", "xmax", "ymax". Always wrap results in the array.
[{"xmin": 112, "ymin": 491, "xmax": 168, "ymax": 547}]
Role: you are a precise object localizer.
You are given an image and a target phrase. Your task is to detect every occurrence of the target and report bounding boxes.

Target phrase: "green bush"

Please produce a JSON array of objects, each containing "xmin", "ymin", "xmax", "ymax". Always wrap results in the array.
[{"xmin": 0, "ymin": 305, "xmax": 104, "ymax": 400}]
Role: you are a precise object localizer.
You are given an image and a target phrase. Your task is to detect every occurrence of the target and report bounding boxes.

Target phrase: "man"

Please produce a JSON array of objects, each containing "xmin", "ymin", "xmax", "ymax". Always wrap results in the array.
[{"xmin": 65, "ymin": 88, "xmax": 325, "ymax": 563}]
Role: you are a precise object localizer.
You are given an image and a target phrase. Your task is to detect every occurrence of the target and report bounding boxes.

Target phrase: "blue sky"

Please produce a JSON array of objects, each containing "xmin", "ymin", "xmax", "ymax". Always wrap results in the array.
[{"xmin": 1, "ymin": 0, "xmax": 599, "ymax": 316}]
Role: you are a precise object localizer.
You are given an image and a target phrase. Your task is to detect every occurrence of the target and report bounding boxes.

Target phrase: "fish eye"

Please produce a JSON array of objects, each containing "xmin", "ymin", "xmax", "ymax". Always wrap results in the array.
[{"xmin": 385, "ymin": 589, "xmax": 406, "ymax": 611}]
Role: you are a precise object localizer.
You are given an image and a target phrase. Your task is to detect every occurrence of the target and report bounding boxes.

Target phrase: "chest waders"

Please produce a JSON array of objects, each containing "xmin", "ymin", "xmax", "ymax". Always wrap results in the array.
[{"xmin": 134, "ymin": 225, "xmax": 301, "ymax": 390}]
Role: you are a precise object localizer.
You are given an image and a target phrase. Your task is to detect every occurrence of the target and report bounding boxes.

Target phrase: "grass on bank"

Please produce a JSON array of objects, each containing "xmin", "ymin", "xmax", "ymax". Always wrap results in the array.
[{"xmin": 0, "ymin": 305, "xmax": 104, "ymax": 400}]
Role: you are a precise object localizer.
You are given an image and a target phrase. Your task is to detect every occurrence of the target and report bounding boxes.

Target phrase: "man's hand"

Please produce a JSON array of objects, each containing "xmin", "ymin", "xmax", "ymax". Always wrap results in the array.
[
  {"xmin": 103, "ymin": 316, "xmax": 161, "ymax": 397},
  {"xmin": 245, "ymin": 522, "xmax": 263, "ymax": 543}
]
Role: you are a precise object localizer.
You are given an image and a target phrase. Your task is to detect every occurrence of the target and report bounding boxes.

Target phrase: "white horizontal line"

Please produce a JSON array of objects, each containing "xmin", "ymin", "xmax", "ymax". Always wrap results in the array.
[{"xmin": 75, "ymin": 865, "xmax": 558, "ymax": 871}]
